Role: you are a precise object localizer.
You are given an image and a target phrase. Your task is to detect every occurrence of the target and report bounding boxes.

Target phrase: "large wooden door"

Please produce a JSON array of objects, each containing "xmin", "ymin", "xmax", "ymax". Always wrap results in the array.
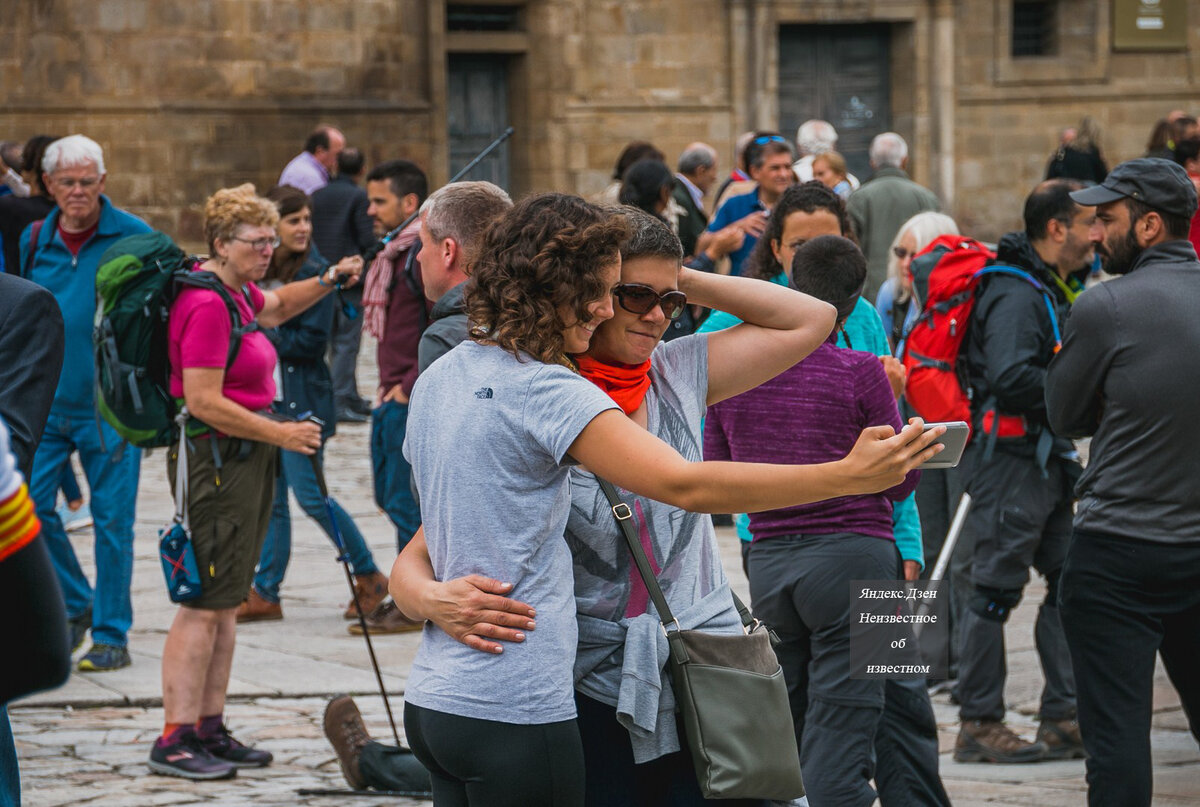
[
  {"xmin": 447, "ymin": 55, "xmax": 510, "ymax": 191},
  {"xmin": 778, "ymin": 25, "xmax": 891, "ymax": 181}
]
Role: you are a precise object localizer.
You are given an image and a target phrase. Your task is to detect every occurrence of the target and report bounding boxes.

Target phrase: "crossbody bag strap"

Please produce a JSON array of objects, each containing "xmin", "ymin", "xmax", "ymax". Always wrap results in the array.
[
  {"xmin": 172, "ymin": 409, "xmax": 190, "ymax": 530},
  {"xmin": 595, "ymin": 476, "xmax": 678, "ymax": 629},
  {"xmin": 596, "ymin": 476, "xmax": 758, "ymax": 631}
]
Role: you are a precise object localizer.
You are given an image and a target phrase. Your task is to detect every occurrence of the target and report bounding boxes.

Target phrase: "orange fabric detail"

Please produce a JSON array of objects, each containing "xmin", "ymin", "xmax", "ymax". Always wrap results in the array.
[
  {"xmin": 575, "ymin": 355, "xmax": 653, "ymax": 415},
  {"xmin": 0, "ymin": 485, "xmax": 40, "ymax": 562}
]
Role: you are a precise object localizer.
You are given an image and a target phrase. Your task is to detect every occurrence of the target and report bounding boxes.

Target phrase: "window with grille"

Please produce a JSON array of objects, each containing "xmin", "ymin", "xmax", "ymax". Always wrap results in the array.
[
  {"xmin": 1012, "ymin": 1, "xmax": 1058, "ymax": 57},
  {"xmin": 446, "ymin": 5, "xmax": 523, "ymax": 32}
]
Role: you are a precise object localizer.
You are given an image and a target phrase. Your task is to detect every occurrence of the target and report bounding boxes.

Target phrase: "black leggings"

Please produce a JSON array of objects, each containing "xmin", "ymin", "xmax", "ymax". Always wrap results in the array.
[
  {"xmin": 575, "ymin": 692, "xmax": 767, "ymax": 807},
  {"xmin": 403, "ymin": 702, "xmax": 585, "ymax": 807}
]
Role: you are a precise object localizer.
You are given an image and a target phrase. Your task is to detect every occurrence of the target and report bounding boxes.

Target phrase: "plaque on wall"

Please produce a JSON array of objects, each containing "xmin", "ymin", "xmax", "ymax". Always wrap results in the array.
[{"xmin": 1113, "ymin": 0, "xmax": 1188, "ymax": 51}]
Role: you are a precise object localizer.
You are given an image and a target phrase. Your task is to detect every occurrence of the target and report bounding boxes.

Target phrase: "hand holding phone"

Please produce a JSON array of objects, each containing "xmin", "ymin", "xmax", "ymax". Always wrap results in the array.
[{"xmin": 918, "ymin": 421, "xmax": 969, "ymax": 469}]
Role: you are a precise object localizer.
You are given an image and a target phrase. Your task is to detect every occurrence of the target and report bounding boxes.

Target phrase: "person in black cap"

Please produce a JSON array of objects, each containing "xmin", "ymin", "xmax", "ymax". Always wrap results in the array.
[{"xmin": 1046, "ymin": 157, "xmax": 1200, "ymax": 807}]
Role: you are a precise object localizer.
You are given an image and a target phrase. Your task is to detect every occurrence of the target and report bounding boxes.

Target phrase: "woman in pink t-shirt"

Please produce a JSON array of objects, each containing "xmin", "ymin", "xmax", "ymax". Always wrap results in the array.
[{"xmin": 150, "ymin": 184, "xmax": 362, "ymax": 782}]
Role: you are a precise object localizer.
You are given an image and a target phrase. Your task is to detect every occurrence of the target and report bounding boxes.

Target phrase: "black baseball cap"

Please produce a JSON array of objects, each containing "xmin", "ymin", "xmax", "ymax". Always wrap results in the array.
[{"xmin": 1070, "ymin": 158, "xmax": 1198, "ymax": 220}]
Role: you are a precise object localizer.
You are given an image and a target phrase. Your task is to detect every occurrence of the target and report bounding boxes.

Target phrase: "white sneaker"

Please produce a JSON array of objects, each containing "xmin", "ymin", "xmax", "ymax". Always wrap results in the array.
[{"xmin": 57, "ymin": 502, "xmax": 93, "ymax": 532}]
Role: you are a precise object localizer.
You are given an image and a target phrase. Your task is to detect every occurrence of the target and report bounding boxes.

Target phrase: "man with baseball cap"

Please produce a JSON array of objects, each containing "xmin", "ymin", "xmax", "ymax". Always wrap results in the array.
[{"xmin": 1047, "ymin": 157, "xmax": 1200, "ymax": 807}]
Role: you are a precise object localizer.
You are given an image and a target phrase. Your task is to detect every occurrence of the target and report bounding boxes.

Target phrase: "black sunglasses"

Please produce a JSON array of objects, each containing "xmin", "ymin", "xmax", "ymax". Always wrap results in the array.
[{"xmin": 612, "ymin": 283, "xmax": 688, "ymax": 320}]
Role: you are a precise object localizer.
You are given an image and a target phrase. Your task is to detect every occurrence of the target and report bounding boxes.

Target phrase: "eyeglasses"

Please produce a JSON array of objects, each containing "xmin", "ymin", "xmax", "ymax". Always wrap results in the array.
[
  {"xmin": 231, "ymin": 236, "xmax": 280, "ymax": 251},
  {"xmin": 53, "ymin": 176, "xmax": 101, "ymax": 190},
  {"xmin": 753, "ymin": 135, "xmax": 789, "ymax": 146},
  {"xmin": 613, "ymin": 283, "xmax": 688, "ymax": 320},
  {"xmin": 892, "ymin": 246, "xmax": 912, "ymax": 260}
]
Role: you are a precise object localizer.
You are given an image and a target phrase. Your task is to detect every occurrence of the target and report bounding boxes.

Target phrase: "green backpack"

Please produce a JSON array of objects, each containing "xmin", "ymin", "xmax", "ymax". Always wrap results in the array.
[{"xmin": 93, "ymin": 231, "xmax": 258, "ymax": 447}]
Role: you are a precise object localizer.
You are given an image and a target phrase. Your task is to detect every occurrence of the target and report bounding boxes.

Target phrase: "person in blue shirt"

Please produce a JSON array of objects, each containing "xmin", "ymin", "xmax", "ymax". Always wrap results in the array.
[
  {"xmin": 19, "ymin": 135, "xmax": 152, "ymax": 673},
  {"xmin": 698, "ymin": 133, "xmax": 795, "ymax": 276}
]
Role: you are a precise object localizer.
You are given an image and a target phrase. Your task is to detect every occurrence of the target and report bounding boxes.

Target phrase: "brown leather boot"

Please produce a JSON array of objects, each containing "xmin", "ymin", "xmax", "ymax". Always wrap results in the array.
[
  {"xmin": 322, "ymin": 695, "xmax": 371, "ymax": 790},
  {"xmin": 344, "ymin": 571, "xmax": 389, "ymax": 620},
  {"xmin": 235, "ymin": 589, "xmax": 282, "ymax": 623},
  {"xmin": 348, "ymin": 600, "xmax": 424, "ymax": 635},
  {"xmin": 954, "ymin": 720, "xmax": 1046, "ymax": 763},
  {"xmin": 1037, "ymin": 717, "xmax": 1087, "ymax": 760}
]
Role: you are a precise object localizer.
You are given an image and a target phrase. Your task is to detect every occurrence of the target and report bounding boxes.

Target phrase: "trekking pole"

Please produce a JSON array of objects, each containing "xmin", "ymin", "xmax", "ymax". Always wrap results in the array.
[
  {"xmin": 913, "ymin": 492, "xmax": 972, "ymax": 640},
  {"xmin": 364, "ymin": 127, "xmax": 515, "ymax": 261},
  {"xmin": 305, "ymin": 442, "xmax": 404, "ymax": 750},
  {"xmin": 929, "ymin": 492, "xmax": 972, "ymax": 584}
]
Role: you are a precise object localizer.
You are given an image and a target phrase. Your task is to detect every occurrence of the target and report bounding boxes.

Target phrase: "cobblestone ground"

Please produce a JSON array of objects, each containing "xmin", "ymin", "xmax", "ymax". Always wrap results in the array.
[{"xmin": 8, "ymin": 339, "xmax": 1199, "ymax": 804}]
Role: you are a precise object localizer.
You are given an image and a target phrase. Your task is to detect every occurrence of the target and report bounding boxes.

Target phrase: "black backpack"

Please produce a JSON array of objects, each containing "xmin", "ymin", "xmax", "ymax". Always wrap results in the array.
[{"xmin": 94, "ymin": 231, "xmax": 258, "ymax": 447}]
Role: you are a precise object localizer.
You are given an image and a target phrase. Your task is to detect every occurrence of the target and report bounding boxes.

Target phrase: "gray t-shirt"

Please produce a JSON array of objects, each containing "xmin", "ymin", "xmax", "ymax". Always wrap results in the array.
[
  {"xmin": 403, "ymin": 341, "xmax": 619, "ymax": 724},
  {"xmin": 567, "ymin": 335, "xmax": 722, "ymax": 623}
]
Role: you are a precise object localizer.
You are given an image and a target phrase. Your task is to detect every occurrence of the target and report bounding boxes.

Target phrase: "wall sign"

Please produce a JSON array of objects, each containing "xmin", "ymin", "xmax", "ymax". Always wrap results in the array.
[{"xmin": 1113, "ymin": 0, "xmax": 1188, "ymax": 51}]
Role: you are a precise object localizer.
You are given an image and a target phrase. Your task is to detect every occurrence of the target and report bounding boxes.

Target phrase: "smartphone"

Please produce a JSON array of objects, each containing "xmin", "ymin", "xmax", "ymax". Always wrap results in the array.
[{"xmin": 918, "ymin": 421, "xmax": 970, "ymax": 469}]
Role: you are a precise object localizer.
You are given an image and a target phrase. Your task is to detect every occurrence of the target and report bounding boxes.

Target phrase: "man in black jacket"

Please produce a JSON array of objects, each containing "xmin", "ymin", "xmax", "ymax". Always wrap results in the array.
[
  {"xmin": 311, "ymin": 147, "xmax": 375, "ymax": 422},
  {"xmin": 1048, "ymin": 159, "xmax": 1200, "ymax": 807},
  {"xmin": 954, "ymin": 180, "xmax": 1094, "ymax": 764}
]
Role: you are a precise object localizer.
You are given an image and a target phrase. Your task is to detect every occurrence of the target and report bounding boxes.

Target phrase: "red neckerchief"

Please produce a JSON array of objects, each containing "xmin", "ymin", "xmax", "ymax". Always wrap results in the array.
[{"xmin": 574, "ymin": 354, "xmax": 652, "ymax": 415}]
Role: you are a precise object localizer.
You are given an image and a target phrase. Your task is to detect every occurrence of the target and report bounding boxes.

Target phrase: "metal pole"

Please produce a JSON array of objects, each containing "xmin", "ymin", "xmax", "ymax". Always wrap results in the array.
[
  {"xmin": 364, "ymin": 127, "xmax": 515, "ymax": 261},
  {"xmin": 307, "ymin": 451, "xmax": 404, "ymax": 750}
]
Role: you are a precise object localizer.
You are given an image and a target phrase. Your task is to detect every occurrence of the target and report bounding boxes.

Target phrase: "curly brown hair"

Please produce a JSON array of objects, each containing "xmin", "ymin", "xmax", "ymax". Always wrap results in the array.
[{"xmin": 465, "ymin": 193, "xmax": 629, "ymax": 364}]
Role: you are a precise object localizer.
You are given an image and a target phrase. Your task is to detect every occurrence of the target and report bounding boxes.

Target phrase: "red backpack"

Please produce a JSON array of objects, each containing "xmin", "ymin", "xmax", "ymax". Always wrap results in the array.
[{"xmin": 900, "ymin": 235, "xmax": 1061, "ymax": 439}]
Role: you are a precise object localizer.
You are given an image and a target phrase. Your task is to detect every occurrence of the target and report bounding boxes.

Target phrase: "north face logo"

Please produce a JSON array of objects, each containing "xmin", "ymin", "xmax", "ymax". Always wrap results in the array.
[{"xmin": 475, "ymin": 387, "xmax": 494, "ymax": 399}]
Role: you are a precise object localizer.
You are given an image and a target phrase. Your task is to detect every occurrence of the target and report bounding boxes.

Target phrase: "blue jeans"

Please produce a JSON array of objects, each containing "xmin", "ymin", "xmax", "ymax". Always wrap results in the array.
[
  {"xmin": 370, "ymin": 400, "xmax": 420, "ymax": 550},
  {"xmin": 29, "ymin": 414, "xmax": 140, "ymax": 647},
  {"xmin": 0, "ymin": 708, "xmax": 16, "ymax": 807},
  {"xmin": 253, "ymin": 447, "xmax": 379, "ymax": 602}
]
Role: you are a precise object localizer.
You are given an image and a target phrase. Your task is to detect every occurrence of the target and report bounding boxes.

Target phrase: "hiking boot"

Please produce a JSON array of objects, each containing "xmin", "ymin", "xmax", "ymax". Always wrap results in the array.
[
  {"xmin": 77, "ymin": 643, "xmax": 130, "ymax": 672},
  {"xmin": 200, "ymin": 724, "xmax": 273, "ymax": 768},
  {"xmin": 323, "ymin": 695, "xmax": 371, "ymax": 790},
  {"xmin": 148, "ymin": 728, "xmax": 237, "ymax": 780},
  {"xmin": 1037, "ymin": 717, "xmax": 1087, "ymax": 760},
  {"xmin": 68, "ymin": 609, "xmax": 92, "ymax": 653},
  {"xmin": 954, "ymin": 720, "xmax": 1046, "ymax": 763},
  {"xmin": 344, "ymin": 571, "xmax": 390, "ymax": 620},
  {"xmin": 235, "ymin": 589, "xmax": 282, "ymax": 623},
  {"xmin": 348, "ymin": 599, "xmax": 424, "ymax": 635}
]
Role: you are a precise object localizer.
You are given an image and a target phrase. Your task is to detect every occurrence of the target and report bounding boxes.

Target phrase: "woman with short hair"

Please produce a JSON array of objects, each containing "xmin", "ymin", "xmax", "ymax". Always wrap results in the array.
[
  {"xmin": 149, "ymin": 183, "xmax": 361, "ymax": 781},
  {"xmin": 390, "ymin": 193, "xmax": 943, "ymax": 805}
]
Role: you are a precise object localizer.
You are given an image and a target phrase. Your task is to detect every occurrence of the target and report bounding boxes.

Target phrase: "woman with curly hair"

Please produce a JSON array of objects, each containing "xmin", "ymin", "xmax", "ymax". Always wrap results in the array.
[
  {"xmin": 391, "ymin": 192, "xmax": 945, "ymax": 805},
  {"xmin": 150, "ymin": 184, "xmax": 361, "ymax": 781}
]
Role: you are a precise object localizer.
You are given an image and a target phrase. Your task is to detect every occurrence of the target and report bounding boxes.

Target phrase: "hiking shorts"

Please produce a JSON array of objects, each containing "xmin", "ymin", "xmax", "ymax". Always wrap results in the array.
[{"xmin": 168, "ymin": 437, "xmax": 278, "ymax": 611}]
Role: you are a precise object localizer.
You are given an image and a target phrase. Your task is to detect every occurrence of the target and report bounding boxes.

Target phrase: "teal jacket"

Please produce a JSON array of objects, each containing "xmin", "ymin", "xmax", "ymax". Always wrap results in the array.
[
  {"xmin": 20, "ymin": 197, "xmax": 152, "ymax": 416},
  {"xmin": 696, "ymin": 274, "xmax": 924, "ymax": 567}
]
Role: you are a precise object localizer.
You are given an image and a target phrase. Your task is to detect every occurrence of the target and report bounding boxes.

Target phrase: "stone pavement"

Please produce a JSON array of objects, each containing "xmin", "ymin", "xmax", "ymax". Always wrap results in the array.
[{"xmin": 9, "ymin": 416, "xmax": 1200, "ymax": 805}]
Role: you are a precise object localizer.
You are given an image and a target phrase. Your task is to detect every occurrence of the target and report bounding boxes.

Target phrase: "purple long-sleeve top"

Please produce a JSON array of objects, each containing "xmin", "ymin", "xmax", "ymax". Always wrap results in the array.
[{"xmin": 704, "ymin": 341, "xmax": 919, "ymax": 542}]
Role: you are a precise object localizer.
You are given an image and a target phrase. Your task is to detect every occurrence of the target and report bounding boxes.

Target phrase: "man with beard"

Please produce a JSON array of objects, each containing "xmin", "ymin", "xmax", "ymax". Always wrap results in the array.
[
  {"xmin": 1046, "ymin": 159, "xmax": 1200, "ymax": 807},
  {"xmin": 954, "ymin": 179, "xmax": 1095, "ymax": 764}
]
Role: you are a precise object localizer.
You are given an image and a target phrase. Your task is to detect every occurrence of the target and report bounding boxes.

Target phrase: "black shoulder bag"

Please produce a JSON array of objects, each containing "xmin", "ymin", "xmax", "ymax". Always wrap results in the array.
[{"xmin": 596, "ymin": 477, "xmax": 805, "ymax": 801}]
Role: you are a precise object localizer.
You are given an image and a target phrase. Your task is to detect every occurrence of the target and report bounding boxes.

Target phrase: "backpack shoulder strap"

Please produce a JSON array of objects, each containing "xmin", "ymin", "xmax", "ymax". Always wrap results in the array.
[
  {"xmin": 21, "ymin": 219, "xmax": 44, "ymax": 279},
  {"xmin": 177, "ymin": 270, "xmax": 259, "ymax": 368},
  {"xmin": 972, "ymin": 264, "xmax": 1062, "ymax": 348}
]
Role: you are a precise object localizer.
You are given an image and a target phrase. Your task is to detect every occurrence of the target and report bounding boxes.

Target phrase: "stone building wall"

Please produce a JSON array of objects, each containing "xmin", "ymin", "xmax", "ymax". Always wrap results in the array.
[{"xmin": 2, "ymin": 0, "xmax": 1199, "ymax": 247}]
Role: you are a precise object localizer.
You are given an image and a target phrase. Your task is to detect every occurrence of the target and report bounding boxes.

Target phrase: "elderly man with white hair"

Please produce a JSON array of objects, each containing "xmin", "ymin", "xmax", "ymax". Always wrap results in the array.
[
  {"xmin": 793, "ymin": 119, "xmax": 860, "ymax": 191},
  {"xmin": 848, "ymin": 132, "xmax": 941, "ymax": 301},
  {"xmin": 19, "ymin": 134, "xmax": 152, "ymax": 672}
]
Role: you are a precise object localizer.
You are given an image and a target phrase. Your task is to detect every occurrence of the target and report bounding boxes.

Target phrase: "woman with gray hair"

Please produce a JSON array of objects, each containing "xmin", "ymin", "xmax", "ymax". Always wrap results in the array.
[{"xmin": 875, "ymin": 211, "xmax": 960, "ymax": 352}]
